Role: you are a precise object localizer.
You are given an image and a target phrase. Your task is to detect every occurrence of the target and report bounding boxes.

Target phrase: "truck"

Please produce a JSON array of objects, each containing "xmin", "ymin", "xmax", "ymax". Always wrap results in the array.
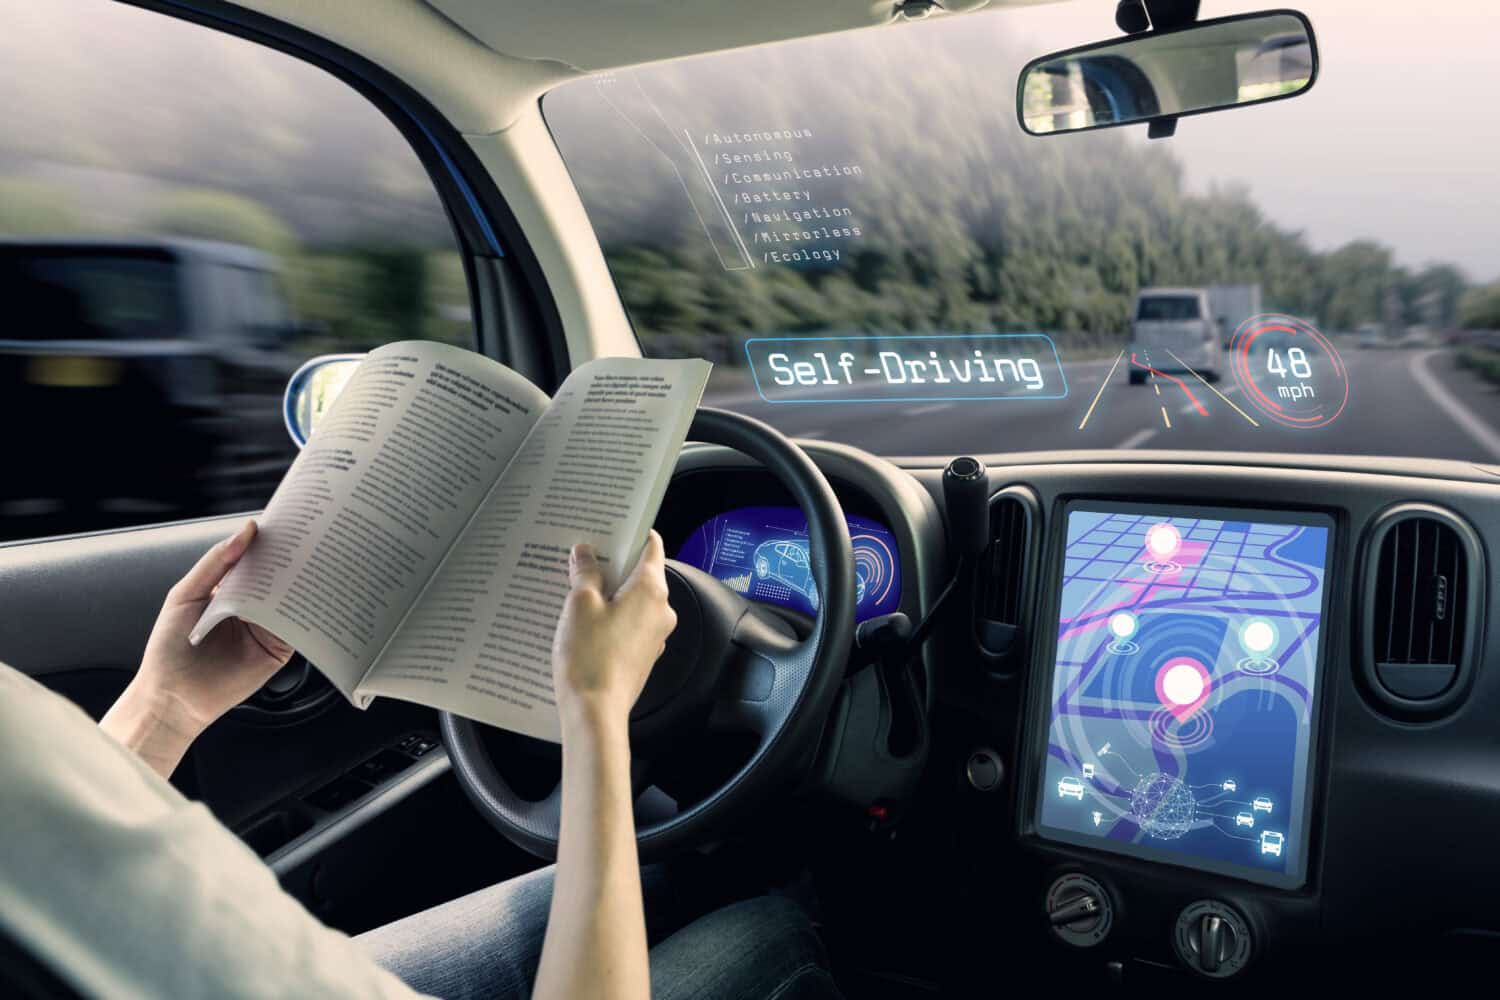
[
  {"xmin": 1207, "ymin": 283, "xmax": 1263, "ymax": 346},
  {"xmin": 0, "ymin": 238, "xmax": 304, "ymax": 540}
]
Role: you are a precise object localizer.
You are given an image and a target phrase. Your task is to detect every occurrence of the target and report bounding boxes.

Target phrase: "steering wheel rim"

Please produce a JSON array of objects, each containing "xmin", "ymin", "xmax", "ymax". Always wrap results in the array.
[{"xmin": 441, "ymin": 407, "xmax": 856, "ymax": 860}]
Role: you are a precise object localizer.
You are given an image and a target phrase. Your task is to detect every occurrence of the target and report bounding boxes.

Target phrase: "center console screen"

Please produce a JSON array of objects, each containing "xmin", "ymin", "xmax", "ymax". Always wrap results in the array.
[{"xmin": 1035, "ymin": 502, "xmax": 1332, "ymax": 887}]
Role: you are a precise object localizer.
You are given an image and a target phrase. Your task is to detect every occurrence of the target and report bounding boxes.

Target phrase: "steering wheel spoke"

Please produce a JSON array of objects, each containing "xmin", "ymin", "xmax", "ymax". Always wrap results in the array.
[{"xmin": 709, "ymin": 606, "xmax": 806, "ymax": 740}]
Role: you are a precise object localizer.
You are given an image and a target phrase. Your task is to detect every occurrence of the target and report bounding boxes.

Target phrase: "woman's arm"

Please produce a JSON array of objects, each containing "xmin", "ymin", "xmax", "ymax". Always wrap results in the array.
[
  {"xmin": 101, "ymin": 521, "xmax": 295, "ymax": 777},
  {"xmin": 533, "ymin": 532, "xmax": 677, "ymax": 1000}
]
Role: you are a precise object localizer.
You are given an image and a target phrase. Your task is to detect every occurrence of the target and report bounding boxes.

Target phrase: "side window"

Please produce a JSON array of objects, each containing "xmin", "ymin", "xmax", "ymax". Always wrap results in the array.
[{"xmin": 0, "ymin": 2, "xmax": 472, "ymax": 543}]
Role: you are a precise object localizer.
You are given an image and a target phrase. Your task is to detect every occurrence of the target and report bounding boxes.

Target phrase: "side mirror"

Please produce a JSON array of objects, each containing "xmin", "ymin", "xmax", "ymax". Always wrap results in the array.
[
  {"xmin": 1018, "ymin": 9, "xmax": 1317, "ymax": 136},
  {"xmin": 283, "ymin": 354, "xmax": 364, "ymax": 447}
]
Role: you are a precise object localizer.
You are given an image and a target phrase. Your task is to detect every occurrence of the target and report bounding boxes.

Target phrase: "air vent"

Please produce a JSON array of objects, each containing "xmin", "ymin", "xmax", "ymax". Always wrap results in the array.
[
  {"xmin": 975, "ymin": 488, "xmax": 1036, "ymax": 658},
  {"xmin": 1362, "ymin": 505, "xmax": 1484, "ymax": 714}
]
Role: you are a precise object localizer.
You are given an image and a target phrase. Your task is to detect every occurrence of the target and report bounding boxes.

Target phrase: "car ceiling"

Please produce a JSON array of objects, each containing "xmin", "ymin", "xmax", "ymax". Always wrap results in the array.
[{"xmin": 223, "ymin": 0, "xmax": 1058, "ymax": 132}]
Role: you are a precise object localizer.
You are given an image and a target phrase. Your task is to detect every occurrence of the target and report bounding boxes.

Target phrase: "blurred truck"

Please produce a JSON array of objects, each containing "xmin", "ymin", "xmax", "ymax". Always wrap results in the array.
[
  {"xmin": 0, "ymin": 238, "xmax": 303, "ymax": 540},
  {"xmin": 1208, "ymin": 283, "xmax": 1263, "ymax": 345}
]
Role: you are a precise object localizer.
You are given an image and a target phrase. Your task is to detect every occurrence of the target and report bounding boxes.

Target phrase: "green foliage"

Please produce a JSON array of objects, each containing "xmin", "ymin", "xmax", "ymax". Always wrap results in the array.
[
  {"xmin": 279, "ymin": 249, "xmax": 472, "ymax": 351},
  {"xmin": 421, "ymin": 251, "xmax": 474, "ymax": 346},
  {"xmin": 0, "ymin": 177, "xmax": 83, "ymax": 236},
  {"xmin": 1457, "ymin": 348, "xmax": 1500, "ymax": 385},
  {"xmin": 1460, "ymin": 282, "xmax": 1500, "ymax": 330},
  {"xmin": 146, "ymin": 188, "xmax": 297, "ymax": 257},
  {"xmin": 357, "ymin": 246, "xmax": 427, "ymax": 340}
]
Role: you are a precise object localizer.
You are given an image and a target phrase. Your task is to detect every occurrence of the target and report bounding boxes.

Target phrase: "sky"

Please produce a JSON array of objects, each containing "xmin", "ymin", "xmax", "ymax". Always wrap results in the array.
[{"xmin": 1002, "ymin": 0, "xmax": 1500, "ymax": 282}]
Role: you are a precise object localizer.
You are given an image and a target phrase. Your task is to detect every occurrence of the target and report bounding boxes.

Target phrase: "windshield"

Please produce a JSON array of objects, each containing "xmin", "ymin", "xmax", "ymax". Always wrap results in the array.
[{"xmin": 544, "ymin": 0, "xmax": 1500, "ymax": 463}]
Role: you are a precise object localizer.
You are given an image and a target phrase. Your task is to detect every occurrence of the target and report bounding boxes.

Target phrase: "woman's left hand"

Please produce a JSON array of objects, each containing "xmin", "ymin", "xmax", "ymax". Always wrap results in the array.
[{"xmin": 101, "ymin": 521, "xmax": 294, "ymax": 776}]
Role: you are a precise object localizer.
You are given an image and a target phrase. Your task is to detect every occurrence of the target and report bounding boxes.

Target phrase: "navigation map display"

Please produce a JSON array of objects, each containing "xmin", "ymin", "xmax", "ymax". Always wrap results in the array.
[
  {"xmin": 676, "ymin": 505, "xmax": 900, "ymax": 623},
  {"xmin": 1035, "ymin": 503, "xmax": 1331, "ymax": 886}
]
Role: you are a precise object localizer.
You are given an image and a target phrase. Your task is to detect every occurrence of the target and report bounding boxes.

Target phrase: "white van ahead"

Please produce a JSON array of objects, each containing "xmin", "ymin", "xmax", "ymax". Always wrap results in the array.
[{"xmin": 1128, "ymin": 287, "xmax": 1221, "ymax": 384}]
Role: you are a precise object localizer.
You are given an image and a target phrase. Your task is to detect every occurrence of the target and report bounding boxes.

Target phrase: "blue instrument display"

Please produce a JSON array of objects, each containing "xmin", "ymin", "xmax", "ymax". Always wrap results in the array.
[{"xmin": 675, "ymin": 505, "xmax": 901, "ymax": 622}]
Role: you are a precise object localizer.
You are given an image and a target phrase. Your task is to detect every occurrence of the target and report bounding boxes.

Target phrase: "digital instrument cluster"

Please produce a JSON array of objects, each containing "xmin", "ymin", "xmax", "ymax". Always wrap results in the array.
[
  {"xmin": 675, "ymin": 505, "xmax": 901, "ymax": 622},
  {"xmin": 1035, "ymin": 501, "xmax": 1332, "ymax": 887}
]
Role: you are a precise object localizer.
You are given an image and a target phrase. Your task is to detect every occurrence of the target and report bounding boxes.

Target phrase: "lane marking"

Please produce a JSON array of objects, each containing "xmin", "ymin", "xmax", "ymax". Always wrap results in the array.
[
  {"xmin": 1409, "ymin": 349, "xmax": 1500, "ymax": 460},
  {"xmin": 1160, "ymin": 406, "xmax": 1172, "ymax": 429},
  {"xmin": 1154, "ymin": 383, "xmax": 1161, "ymax": 396},
  {"xmin": 902, "ymin": 402, "xmax": 954, "ymax": 417},
  {"xmin": 1165, "ymin": 349, "xmax": 1260, "ymax": 427},
  {"xmin": 1078, "ymin": 349, "xmax": 1125, "ymax": 430},
  {"xmin": 1119, "ymin": 428, "xmax": 1157, "ymax": 449},
  {"xmin": 1130, "ymin": 353, "xmax": 1208, "ymax": 416},
  {"xmin": 795, "ymin": 428, "xmax": 827, "ymax": 439}
]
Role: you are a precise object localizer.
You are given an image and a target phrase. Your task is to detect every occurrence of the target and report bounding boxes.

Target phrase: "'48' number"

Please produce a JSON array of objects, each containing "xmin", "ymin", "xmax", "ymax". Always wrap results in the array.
[{"xmin": 1266, "ymin": 347, "xmax": 1312, "ymax": 379}]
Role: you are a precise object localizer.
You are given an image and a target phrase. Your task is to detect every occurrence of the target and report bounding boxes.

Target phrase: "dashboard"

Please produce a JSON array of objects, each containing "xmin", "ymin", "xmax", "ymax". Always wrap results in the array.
[
  {"xmin": 922, "ymin": 455, "xmax": 1497, "ymax": 984},
  {"xmin": 659, "ymin": 441, "xmax": 1500, "ymax": 984}
]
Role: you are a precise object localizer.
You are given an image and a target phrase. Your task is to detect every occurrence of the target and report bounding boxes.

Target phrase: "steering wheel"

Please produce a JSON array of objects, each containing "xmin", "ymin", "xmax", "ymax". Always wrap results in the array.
[{"xmin": 441, "ymin": 408, "xmax": 856, "ymax": 859}]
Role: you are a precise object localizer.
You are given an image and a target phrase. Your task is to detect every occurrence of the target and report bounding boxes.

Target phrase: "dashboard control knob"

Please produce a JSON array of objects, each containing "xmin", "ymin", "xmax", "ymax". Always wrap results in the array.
[
  {"xmin": 1047, "ymin": 893, "xmax": 1101, "ymax": 928},
  {"xmin": 1174, "ymin": 900, "xmax": 1252, "ymax": 978},
  {"xmin": 964, "ymin": 748, "xmax": 1004, "ymax": 792},
  {"xmin": 1044, "ymin": 874, "xmax": 1113, "ymax": 948}
]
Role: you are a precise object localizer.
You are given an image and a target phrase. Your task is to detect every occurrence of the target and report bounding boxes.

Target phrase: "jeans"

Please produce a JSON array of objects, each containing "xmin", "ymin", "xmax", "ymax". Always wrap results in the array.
[{"xmin": 356, "ymin": 862, "xmax": 842, "ymax": 1000}]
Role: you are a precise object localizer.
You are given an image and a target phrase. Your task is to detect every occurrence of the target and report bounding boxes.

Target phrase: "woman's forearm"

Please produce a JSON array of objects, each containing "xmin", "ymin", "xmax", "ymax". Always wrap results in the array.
[{"xmin": 533, "ymin": 703, "xmax": 650, "ymax": 1000}]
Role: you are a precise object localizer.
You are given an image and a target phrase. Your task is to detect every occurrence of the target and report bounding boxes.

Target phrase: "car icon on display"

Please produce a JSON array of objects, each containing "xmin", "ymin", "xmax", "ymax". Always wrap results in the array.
[
  {"xmin": 1252, "ymin": 797, "xmax": 1273, "ymax": 814},
  {"xmin": 1260, "ymin": 830, "xmax": 1285, "ymax": 857},
  {"xmin": 1222, "ymin": 779, "xmax": 1237, "ymax": 792},
  {"xmin": 753, "ymin": 540, "xmax": 819, "ymax": 608},
  {"xmin": 1057, "ymin": 776, "xmax": 1086, "ymax": 800},
  {"xmin": 751, "ymin": 539, "xmax": 867, "ymax": 610},
  {"xmin": 1235, "ymin": 812, "xmax": 1255, "ymax": 828}
]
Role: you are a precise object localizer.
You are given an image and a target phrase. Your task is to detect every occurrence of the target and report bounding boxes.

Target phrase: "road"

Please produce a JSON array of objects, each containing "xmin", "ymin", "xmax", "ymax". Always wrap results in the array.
[{"xmin": 702, "ymin": 346, "xmax": 1500, "ymax": 463}]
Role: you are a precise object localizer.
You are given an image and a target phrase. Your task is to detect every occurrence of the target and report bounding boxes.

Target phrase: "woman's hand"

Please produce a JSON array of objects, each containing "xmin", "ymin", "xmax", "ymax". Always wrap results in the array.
[
  {"xmin": 101, "ymin": 521, "xmax": 294, "ymax": 777},
  {"xmin": 551, "ymin": 530, "xmax": 677, "ymax": 731}
]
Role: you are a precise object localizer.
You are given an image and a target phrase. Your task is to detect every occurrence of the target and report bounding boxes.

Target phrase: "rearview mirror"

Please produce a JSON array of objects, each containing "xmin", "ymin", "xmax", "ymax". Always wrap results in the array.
[
  {"xmin": 1018, "ymin": 9, "xmax": 1317, "ymax": 136},
  {"xmin": 283, "ymin": 354, "xmax": 363, "ymax": 447}
]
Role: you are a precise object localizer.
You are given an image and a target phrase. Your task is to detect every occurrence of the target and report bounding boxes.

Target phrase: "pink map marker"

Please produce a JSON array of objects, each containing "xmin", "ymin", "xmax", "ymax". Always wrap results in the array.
[
  {"xmin": 1145, "ymin": 522, "xmax": 1182, "ymax": 560},
  {"xmin": 1155, "ymin": 656, "xmax": 1213, "ymax": 722}
]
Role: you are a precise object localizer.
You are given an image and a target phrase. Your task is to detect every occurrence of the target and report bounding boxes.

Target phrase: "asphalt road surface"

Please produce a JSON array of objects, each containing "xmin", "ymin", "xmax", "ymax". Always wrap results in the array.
[{"xmin": 703, "ymin": 346, "xmax": 1500, "ymax": 464}]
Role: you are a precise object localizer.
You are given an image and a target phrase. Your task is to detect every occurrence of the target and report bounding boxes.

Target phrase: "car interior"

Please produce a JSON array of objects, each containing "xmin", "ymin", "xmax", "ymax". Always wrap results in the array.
[{"xmin": 3, "ymin": 0, "xmax": 1500, "ymax": 994}]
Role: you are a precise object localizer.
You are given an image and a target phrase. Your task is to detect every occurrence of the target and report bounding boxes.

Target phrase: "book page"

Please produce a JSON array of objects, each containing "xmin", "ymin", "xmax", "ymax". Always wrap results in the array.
[
  {"xmin": 360, "ymin": 357, "xmax": 711, "ymax": 739},
  {"xmin": 190, "ymin": 341, "xmax": 551, "ymax": 697}
]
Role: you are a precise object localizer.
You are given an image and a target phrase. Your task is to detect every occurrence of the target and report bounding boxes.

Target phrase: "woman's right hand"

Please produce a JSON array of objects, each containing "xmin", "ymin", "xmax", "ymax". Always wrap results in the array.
[{"xmin": 551, "ymin": 530, "xmax": 677, "ymax": 731}]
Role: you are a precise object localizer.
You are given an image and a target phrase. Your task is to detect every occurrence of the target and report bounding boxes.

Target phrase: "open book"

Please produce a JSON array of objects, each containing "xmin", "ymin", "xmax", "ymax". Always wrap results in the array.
[{"xmin": 191, "ymin": 341, "xmax": 710, "ymax": 742}]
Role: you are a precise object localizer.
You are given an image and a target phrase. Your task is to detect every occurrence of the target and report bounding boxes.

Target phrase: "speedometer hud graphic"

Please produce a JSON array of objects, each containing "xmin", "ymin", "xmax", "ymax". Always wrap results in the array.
[
  {"xmin": 676, "ymin": 505, "xmax": 900, "ymax": 622},
  {"xmin": 1037, "ymin": 508, "xmax": 1329, "ymax": 883}
]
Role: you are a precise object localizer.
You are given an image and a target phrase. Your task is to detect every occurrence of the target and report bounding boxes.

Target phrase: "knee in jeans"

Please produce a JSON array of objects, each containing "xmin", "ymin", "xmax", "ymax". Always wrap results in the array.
[{"xmin": 721, "ymin": 895, "xmax": 828, "ymax": 965}]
